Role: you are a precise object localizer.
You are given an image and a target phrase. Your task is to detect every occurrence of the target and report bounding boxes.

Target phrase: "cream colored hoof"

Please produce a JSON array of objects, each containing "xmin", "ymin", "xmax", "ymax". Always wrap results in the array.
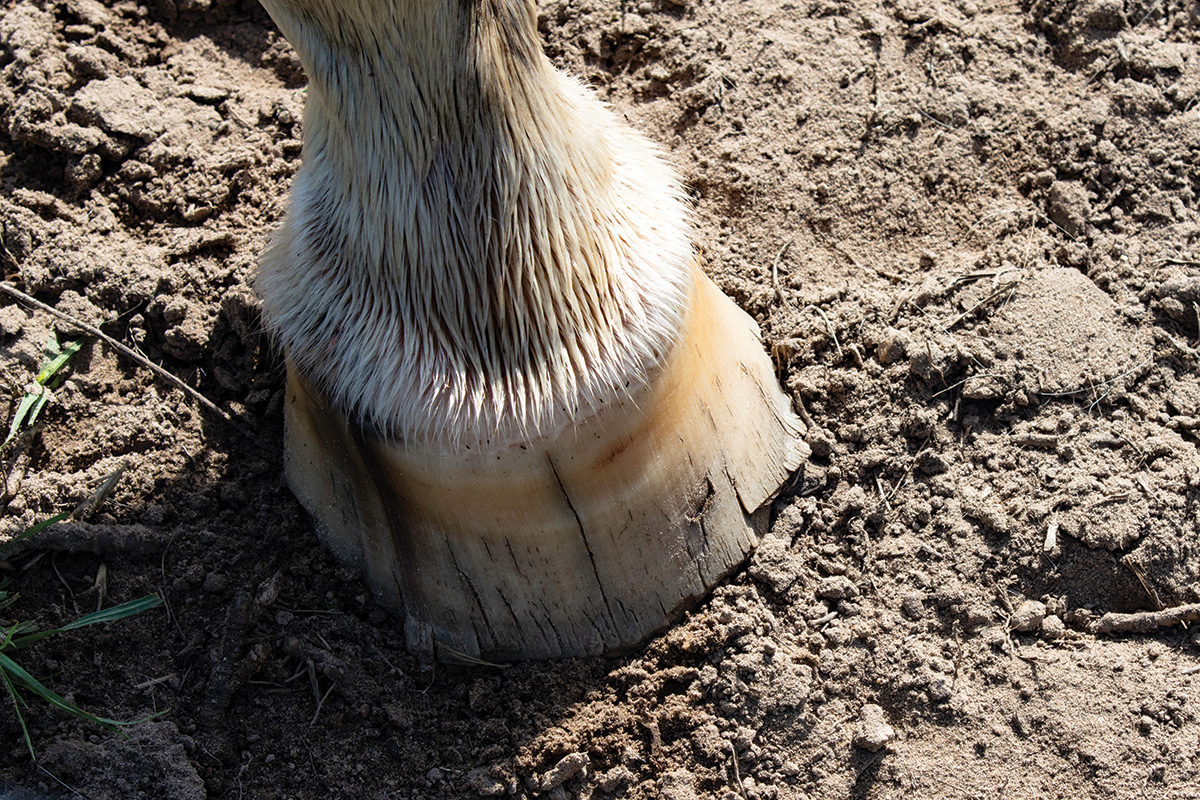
[
  {"xmin": 283, "ymin": 265, "xmax": 805, "ymax": 662},
  {"xmin": 256, "ymin": 0, "xmax": 807, "ymax": 661}
]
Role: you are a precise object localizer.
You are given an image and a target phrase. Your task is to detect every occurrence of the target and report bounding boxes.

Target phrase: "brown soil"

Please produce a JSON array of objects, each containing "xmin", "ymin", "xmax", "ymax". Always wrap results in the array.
[{"xmin": 1, "ymin": 0, "xmax": 1199, "ymax": 798}]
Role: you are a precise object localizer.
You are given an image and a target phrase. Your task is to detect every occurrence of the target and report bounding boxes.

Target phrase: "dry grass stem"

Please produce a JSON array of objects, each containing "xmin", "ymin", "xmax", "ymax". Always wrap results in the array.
[
  {"xmin": 771, "ymin": 240, "xmax": 792, "ymax": 305},
  {"xmin": 0, "ymin": 282, "xmax": 267, "ymax": 450},
  {"xmin": 807, "ymin": 305, "xmax": 843, "ymax": 360},
  {"xmin": 1093, "ymin": 603, "xmax": 1200, "ymax": 635},
  {"xmin": 72, "ymin": 462, "xmax": 125, "ymax": 521},
  {"xmin": 946, "ymin": 275, "xmax": 1023, "ymax": 329}
]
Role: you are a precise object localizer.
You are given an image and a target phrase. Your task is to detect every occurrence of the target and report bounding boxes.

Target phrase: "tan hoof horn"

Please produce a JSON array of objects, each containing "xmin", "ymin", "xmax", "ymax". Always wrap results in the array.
[{"xmin": 257, "ymin": 0, "xmax": 807, "ymax": 661}]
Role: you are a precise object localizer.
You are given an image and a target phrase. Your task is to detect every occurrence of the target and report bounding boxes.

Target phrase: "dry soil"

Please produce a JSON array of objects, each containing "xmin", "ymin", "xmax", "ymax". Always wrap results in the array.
[{"xmin": 0, "ymin": 0, "xmax": 1199, "ymax": 798}]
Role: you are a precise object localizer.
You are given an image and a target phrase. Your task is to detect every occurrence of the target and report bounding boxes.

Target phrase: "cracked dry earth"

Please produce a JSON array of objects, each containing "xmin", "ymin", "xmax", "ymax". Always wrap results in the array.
[{"xmin": 1, "ymin": 0, "xmax": 1200, "ymax": 798}]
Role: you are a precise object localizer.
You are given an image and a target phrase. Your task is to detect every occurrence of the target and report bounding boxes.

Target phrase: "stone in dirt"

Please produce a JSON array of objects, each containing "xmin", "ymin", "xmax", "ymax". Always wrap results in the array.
[
  {"xmin": 1010, "ymin": 600, "xmax": 1047, "ymax": 633},
  {"xmin": 853, "ymin": 704, "xmax": 897, "ymax": 752}
]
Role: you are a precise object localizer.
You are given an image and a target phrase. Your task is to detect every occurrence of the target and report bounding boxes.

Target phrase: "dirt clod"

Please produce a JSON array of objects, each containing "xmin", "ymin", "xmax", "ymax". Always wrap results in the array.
[
  {"xmin": 852, "ymin": 705, "xmax": 896, "ymax": 753},
  {"xmin": 1011, "ymin": 600, "xmax": 1048, "ymax": 633}
]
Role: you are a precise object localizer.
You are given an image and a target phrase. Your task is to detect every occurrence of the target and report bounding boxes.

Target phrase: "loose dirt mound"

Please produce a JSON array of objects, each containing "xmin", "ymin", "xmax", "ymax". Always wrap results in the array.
[{"xmin": 1, "ymin": 0, "xmax": 1198, "ymax": 798}]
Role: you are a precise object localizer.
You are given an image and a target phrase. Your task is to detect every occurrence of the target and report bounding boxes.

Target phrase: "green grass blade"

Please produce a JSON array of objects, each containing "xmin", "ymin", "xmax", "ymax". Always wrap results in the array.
[
  {"xmin": 1, "ymin": 667, "xmax": 35, "ymax": 760},
  {"xmin": 11, "ymin": 595, "xmax": 162, "ymax": 649},
  {"xmin": 0, "ymin": 652, "xmax": 148, "ymax": 729},
  {"xmin": 35, "ymin": 339, "xmax": 82, "ymax": 386},
  {"xmin": 3, "ymin": 619, "xmax": 40, "ymax": 649},
  {"xmin": 0, "ymin": 510, "xmax": 71, "ymax": 557},
  {"xmin": 21, "ymin": 391, "xmax": 49, "ymax": 431},
  {"xmin": 2, "ymin": 621, "xmax": 20, "ymax": 650},
  {"xmin": 58, "ymin": 594, "xmax": 163, "ymax": 629},
  {"xmin": 3, "ymin": 332, "xmax": 82, "ymax": 449},
  {"xmin": 3, "ymin": 389, "xmax": 42, "ymax": 449},
  {"xmin": 1, "ymin": 596, "xmax": 166, "ymax": 759},
  {"xmin": 39, "ymin": 331, "xmax": 63, "ymax": 360}
]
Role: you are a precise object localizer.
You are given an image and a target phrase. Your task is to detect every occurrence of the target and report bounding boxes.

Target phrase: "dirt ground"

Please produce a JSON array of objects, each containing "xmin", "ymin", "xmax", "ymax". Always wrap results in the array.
[{"xmin": 0, "ymin": 0, "xmax": 1198, "ymax": 797}]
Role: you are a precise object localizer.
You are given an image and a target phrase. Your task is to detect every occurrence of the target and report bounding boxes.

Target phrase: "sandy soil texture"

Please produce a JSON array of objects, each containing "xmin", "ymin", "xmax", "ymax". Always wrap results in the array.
[{"xmin": 1, "ymin": 0, "xmax": 1199, "ymax": 798}]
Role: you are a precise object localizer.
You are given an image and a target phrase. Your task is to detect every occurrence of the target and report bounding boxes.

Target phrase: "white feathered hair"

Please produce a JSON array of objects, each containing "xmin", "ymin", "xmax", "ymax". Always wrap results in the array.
[{"xmin": 257, "ymin": 0, "xmax": 695, "ymax": 450}]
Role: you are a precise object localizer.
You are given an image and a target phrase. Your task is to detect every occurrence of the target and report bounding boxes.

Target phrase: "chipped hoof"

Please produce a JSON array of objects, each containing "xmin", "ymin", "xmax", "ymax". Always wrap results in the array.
[
  {"xmin": 284, "ymin": 264, "xmax": 805, "ymax": 661},
  {"xmin": 257, "ymin": 0, "xmax": 806, "ymax": 660}
]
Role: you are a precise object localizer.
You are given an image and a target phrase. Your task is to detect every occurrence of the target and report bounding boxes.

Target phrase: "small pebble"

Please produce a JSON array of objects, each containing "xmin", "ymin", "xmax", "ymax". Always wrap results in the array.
[
  {"xmin": 901, "ymin": 593, "xmax": 926, "ymax": 620},
  {"xmin": 597, "ymin": 766, "xmax": 634, "ymax": 793},
  {"xmin": 1041, "ymin": 614, "xmax": 1065, "ymax": 640},
  {"xmin": 928, "ymin": 674, "xmax": 953, "ymax": 702},
  {"xmin": 541, "ymin": 752, "xmax": 588, "ymax": 791},
  {"xmin": 1010, "ymin": 600, "xmax": 1046, "ymax": 632},
  {"xmin": 466, "ymin": 767, "xmax": 507, "ymax": 796},
  {"xmin": 816, "ymin": 575, "xmax": 857, "ymax": 601},
  {"xmin": 852, "ymin": 704, "xmax": 896, "ymax": 752},
  {"xmin": 875, "ymin": 327, "xmax": 911, "ymax": 365},
  {"xmin": 186, "ymin": 85, "xmax": 230, "ymax": 104},
  {"xmin": 806, "ymin": 428, "xmax": 836, "ymax": 458},
  {"xmin": 964, "ymin": 604, "xmax": 992, "ymax": 628},
  {"xmin": 202, "ymin": 572, "xmax": 229, "ymax": 593}
]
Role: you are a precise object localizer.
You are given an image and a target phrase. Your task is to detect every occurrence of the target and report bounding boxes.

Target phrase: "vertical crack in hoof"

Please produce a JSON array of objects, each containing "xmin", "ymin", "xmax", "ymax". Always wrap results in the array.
[
  {"xmin": 546, "ymin": 453, "xmax": 618, "ymax": 641},
  {"xmin": 444, "ymin": 536, "xmax": 494, "ymax": 656}
]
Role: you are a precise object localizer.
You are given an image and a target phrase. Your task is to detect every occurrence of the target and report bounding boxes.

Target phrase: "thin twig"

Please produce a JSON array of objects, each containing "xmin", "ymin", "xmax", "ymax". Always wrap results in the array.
[
  {"xmin": 433, "ymin": 640, "xmax": 508, "ymax": 668},
  {"xmin": 886, "ymin": 437, "xmax": 930, "ymax": 504},
  {"xmin": 1166, "ymin": 335, "xmax": 1199, "ymax": 359},
  {"xmin": 36, "ymin": 764, "xmax": 89, "ymax": 800},
  {"xmin": 771, "ymin": 241, "xmax": 792, "ymax": 305},
  {"xmin": 729, "ymin": 742, "xmax": 748, "ymax": 799},
  {"xmin": 134, "ymin": 674, "xmax": 178, "ymax": 691},
  {"xmin": 310, "ymin": 682, "xmax": 336, "ymax": 726},
  {"xmin": 72, "ymin": 462, "xmax": 125, "ymax": 521},
  {"xmin": 946, "ymin": 278, "xmax": 1022, "ymax": 329},
  {"xmin": 807, "ymin": 305, "xmax": 843, "ymax": 360},
  {"xmin": 1122, "ymin": 556, "xmax": 1163, "ymax": 611},
  {"xmin": 915, "ymin": 106, "xmax": 956, "ymax": 131},
  {"xmin": 931, "ymin": 372, "xmax": 1006, "ymax": 398},
  {"xmin": 808, "ymin": 222, "xmax": 906, "ymax": 282},
  {"xmin": 1093, "ymin": 603, "xmax": 1200, "ymax": 635},
  {"xmin": 0, "ymin": 282, "xmax": 268, "ymax": 450},
  {"xmin": 792, "ymin": 394, "xmax": 815, "ymax": 431},
  {"xmin": 965, "ymin": 208, "xmax": 1027, "ymax": 235},
  {"xmin": 874, "ymin": 474, "xmax": 891, "ymax": 514},
  {"xmin": 1037, "ymin": 356, "xmax": 1152, "ymax": 398}
]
